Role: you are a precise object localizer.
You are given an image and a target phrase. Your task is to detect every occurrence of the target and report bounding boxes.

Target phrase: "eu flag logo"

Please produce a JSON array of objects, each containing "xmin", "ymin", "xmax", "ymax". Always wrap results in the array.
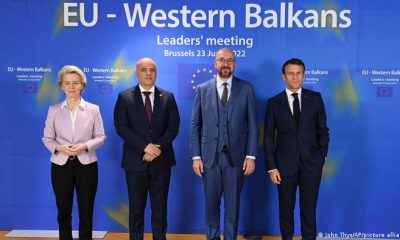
[
  {"xmin": 22, "ymin": 82, "xmax": 38, "ymax": 93},
  {"xmin": 377, "ymin": 86, "xmax": 392, "ymax": 97},
  {"xmin": 177, "ymin": 63, "xmax": 215, "ymax": 99},
  {"xmin": 98, "ymin": 83, "xmax": 113, "ymax": 94}
]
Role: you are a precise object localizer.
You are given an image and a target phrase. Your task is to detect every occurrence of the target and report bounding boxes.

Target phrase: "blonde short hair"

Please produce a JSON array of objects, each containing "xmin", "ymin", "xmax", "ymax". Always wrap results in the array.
[{"xmin": 57, "ymin": 65, "xmax": 87, "ymax": 88}]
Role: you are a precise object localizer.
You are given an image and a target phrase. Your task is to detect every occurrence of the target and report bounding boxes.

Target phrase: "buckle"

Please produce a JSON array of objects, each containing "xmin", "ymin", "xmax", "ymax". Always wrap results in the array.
[
  {"xmin": 222, "ymin": 145, "xmax": 229, "ymax": 152},
  {"xmin": 68, "ymin": 155, "xmax": 77, "ymax": 160}
]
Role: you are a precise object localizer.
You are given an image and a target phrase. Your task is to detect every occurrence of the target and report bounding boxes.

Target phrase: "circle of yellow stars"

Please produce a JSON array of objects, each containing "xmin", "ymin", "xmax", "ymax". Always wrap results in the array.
[{"xmin": 191, "ymin": 67, "xmax": 216, "ymax": 91}]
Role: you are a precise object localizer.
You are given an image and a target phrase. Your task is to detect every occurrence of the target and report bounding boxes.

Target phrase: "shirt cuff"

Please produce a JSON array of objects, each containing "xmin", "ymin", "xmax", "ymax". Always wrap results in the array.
[
  {"xmin": 192, "ymin": 156, "xmax": 201, "ymax": 160},
  {"xmin": 246, "ymin": 155, "xmax": 256, "ymax": 160},
  {"xmin": 268, "ymin": 168, "xmax": 278, "ymax": 173}
]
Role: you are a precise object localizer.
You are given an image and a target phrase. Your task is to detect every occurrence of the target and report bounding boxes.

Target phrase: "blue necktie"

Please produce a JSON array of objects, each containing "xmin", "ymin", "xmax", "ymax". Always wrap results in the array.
[{"xmin": 221, "ymin": 82, "xmax": 228, "ymax": 105}]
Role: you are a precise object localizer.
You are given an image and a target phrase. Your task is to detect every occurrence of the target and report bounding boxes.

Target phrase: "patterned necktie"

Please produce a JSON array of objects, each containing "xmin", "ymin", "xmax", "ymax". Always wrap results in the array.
[
  {"xmin": 143, "ymin": 91, "xmax": 152, "ymax": 122},
  {"xmin": 221, "ymin": 82, "xmax": 228, "ymax": 105},
  {"xmin": 292, "ymin": 92, "xmax": 300, "ymax": 124}
]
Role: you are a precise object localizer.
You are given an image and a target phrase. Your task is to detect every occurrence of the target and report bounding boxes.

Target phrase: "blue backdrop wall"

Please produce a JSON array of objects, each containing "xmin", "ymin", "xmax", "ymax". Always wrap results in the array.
[{"xmin": 1, "ymin": 0, "xmax": 399, "ymax": 238}]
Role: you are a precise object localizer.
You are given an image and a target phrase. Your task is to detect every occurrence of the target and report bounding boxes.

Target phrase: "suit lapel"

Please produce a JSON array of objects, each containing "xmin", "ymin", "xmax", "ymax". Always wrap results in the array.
[
  {"xmin": 73, "ymin": 106, "xmax": 83, "ymax": 136},
  {"xmin": 152, "ymin": 87, "xmax": 162, "ymax": 123},
  {"xmin": 133, "ymin": 85, "xmax": 150, "ymax": 125},
  {"xmin": 299, "ymin": 89, "xmax": 309, "ymax": 126},
  {"xmin": 62, "ymin": 106, "xmax": 74, "ymax": 134},
  {"xmin": 61, "ymin": 105, "xmax": 74, "ymax": 138},
  {"xmin": 207, "ymin": 79, "xmax": 218, "ymax": 120},
  {"xmin": 228, "ymin": 77, "xmax": 239, "ymax": 120},
  {"xmin": 278, "ymin": 91, "xmax": 297, "ymax": 126}
]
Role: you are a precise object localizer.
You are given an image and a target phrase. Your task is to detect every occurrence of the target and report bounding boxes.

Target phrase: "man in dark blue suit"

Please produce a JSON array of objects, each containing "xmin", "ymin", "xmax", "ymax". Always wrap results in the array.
[
  {"xmin": 190, "ymin": 48, "xmax": 258, "ymax": 240},
  {"xmin": 264, "ymin": 58, "xmax": 329, "ymax": 240},
  {"xmin": 114, "ymin": 58, "xmax": 180, "ymax": 240}
]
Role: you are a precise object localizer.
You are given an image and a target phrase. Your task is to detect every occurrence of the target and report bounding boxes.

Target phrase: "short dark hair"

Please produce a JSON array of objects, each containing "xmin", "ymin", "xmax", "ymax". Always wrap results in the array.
[{"xmin": 282, "ymin": 58, "xmax": 305, "ymax": 74}]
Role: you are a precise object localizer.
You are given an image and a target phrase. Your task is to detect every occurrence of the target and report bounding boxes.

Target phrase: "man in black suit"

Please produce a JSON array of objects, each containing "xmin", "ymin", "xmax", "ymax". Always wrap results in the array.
[
  {"xmin": 114, "ymin": 58, "xmax": 180, "ymax": 240},
  {"xmin": 264, "ymin": 58, "xmax": 329, "ymax": 240}
]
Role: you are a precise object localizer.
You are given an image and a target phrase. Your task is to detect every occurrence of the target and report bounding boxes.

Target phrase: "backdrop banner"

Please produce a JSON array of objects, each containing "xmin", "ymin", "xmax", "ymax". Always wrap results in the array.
[{"xmin": 1, "ymin": 0, "xmax": 399, "ymax": 238}]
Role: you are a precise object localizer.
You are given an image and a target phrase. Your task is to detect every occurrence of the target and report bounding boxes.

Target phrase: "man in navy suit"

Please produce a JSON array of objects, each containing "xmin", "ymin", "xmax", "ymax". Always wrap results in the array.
[
  {"xmin": 190, "ymin": 48, "xmax": 258, "ymax": 240},
  {"xmin": 264, "ymin": 58, "xmax": 329, "ymax": 240},
  {"xmin": 114, "ymin": 58, "xmax": 180, "ymax": 240}
]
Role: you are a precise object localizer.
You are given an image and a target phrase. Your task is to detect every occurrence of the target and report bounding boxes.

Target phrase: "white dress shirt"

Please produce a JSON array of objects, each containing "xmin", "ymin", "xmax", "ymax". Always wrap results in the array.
[
  {"xmin": 139, "ymin": 85, "xmax": 155, "ymax": 111},
  {"xmin": 216, "ymin": 75, "xmax": 232, "ymax": 101},
  {"xmin": 285, "ymin": 88, "xmax": 302, "ymax": 115},
  {"xmin": 61, "ymin": 98, "xmax": 86, "ymax": 133}
]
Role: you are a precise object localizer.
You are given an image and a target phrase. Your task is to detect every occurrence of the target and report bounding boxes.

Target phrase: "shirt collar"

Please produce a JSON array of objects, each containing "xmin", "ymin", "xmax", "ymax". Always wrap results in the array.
[
  {"xmin": 139, "ymin": 84, "xmax": 155, "ymax": 94},
  {"xmin": 216, "ymin": 75, "xmax": 233, "ymax": 87},
  {"xmin": 285, "ymin": 88, "xmax": 302, "ymax": 97},
  {"xmin": 61, "ymin": 98, "xmax": 86, "ymax": 110}
]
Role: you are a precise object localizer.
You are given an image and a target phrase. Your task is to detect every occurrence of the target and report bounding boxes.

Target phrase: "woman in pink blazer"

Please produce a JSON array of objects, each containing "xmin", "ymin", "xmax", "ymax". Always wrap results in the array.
[{"xmin": 42, "ymin": 65, "xmax": 106, "ymax": 240}]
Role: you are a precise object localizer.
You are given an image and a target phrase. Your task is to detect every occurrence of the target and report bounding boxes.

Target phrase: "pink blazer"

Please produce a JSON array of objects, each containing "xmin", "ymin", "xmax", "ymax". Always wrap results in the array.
[{"xmin": 42, "ymin": 100, "xmax": 106, "ymax": 165}]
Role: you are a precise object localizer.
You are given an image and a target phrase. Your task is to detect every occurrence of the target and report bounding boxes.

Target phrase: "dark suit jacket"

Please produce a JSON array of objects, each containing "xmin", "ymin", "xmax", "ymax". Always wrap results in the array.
[
  {"xmin": 114, "ymin": 85, "xmax": 180, "ymax": 171},
  {"xmin": 264, "ymin": 88, "xmax": 329, "ymax": 176},
  {"xmin": 190, "ymin": 77, "xmax": 258, "ymax": 168}
]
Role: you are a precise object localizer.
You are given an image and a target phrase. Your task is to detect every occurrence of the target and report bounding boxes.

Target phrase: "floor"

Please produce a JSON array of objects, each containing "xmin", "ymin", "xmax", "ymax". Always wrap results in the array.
[{"xmin": 0, "ymin": 231, "xmax": 292, "ymax": 240}]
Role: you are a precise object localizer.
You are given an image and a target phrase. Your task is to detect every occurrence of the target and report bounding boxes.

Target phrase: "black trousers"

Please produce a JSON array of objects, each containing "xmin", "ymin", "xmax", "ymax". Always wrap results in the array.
[
  {"xmin": 125, "ymin": 167, "xmax": 171, "ymax": 240},
  {"xmin": 277, "ymin": 169, "xmax": 322, "ymax": 240},
  {"xmin": 51, "ymin": 159, "xmax": 98, "ymax": 240}
]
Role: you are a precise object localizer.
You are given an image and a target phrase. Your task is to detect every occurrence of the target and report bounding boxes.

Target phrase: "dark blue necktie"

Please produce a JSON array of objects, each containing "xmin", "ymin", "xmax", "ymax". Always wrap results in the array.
[{"xmin": 221, "ymin": 82, "xmax": 228, "ymax": 105}]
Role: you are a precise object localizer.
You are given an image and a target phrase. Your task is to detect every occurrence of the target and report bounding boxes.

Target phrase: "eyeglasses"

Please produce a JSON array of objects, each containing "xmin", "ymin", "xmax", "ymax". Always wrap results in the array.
[{"xmin": 216, "ymin": 58, "xmax": 235, "ymax": 64}]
